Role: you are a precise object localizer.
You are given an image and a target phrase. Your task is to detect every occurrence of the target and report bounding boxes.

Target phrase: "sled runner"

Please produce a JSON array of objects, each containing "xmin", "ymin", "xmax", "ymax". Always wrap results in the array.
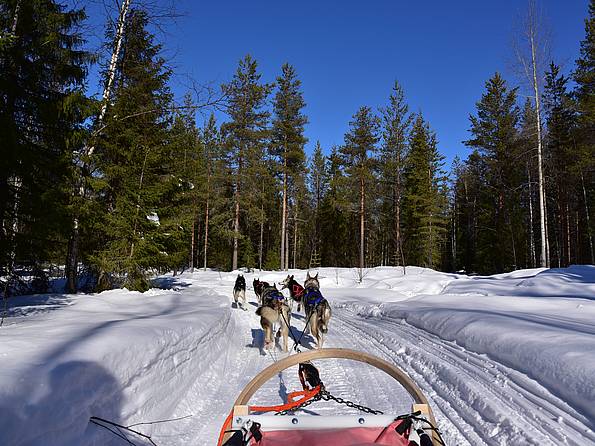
[{"xmin": 218, "ymin": 348, "xmax": 445, "ymax": 446}]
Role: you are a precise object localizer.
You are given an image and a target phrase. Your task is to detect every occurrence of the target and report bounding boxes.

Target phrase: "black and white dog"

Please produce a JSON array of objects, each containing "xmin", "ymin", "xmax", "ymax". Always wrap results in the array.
[
  {"xmin": 303, "ymin": 272, "xmax": 331, "ymax": 349},
  {"xmin": 279, "ymin": 274, "xmax": 305, "ymax": 312},
  {"xmin": 253, "ymin": 278, "xmax": 270, "ymax": 305},
  {"xmin": 233, "ymin": 274, "xmax": 247, "ymax": 310}
]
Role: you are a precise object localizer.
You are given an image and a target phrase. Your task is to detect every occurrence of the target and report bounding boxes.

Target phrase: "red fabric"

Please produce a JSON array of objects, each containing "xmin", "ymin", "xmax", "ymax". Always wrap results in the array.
[
  {"xmin": 292, "ymin": 284, "xmax": 304, "ymax": 300},
  {"xmin": 249, "ymin": 421, "xmax": 409, "ymax": 446}
]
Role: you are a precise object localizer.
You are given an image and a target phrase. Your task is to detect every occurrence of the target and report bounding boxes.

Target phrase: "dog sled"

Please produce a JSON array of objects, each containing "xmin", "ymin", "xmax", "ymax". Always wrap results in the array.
[{"xmin": 217, "ymin": 348, "xmax": 445, "ymax": 446}]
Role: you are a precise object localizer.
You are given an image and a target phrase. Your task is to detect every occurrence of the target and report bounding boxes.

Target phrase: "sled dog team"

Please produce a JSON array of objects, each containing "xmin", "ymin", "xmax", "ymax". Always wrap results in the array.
[{"xmin": 232, "ymin": 272, "xmax": 332, "ymax": 352}]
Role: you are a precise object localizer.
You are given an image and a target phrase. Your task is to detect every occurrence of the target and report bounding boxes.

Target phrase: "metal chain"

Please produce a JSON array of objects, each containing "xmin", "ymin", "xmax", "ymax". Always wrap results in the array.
[
  {"xmin": 319, "ymin": 390, "xmax": 384, "ymax": 415},
  {"xmin": 275, "ymin": 389, "xmax": 383, "ymax": 416},
  {"xmin": 275, "ymin": 393, "xmax": 322, "ymax": 415}
]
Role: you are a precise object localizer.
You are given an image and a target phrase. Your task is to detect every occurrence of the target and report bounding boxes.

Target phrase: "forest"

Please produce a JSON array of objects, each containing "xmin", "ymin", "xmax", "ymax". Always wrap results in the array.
[{"xmin": 0, "ymin": 0, "xmax": 593, "ymax": 293}]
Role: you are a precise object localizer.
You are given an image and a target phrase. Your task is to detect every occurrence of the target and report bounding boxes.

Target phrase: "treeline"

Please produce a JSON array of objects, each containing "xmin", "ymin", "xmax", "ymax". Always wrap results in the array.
[{"xmin": 0, "ymin": 0, "xmax": 593, "ymax": 293}]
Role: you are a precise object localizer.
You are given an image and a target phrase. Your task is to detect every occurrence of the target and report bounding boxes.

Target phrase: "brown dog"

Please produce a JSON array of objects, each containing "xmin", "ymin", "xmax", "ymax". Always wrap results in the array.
[{"xmin": 256, "ymin": 285, "xmax": 291, "ymax": 351}]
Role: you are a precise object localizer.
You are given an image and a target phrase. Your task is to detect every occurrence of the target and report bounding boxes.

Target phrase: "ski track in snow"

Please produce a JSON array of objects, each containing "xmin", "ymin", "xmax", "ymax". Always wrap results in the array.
[
  {"xmin": 3, "ymin": 268, "xmax": 594, "ymax": 446},
  {"xmin": 151, "ymin": 283, "xmax": 595, "ymax": 446}
]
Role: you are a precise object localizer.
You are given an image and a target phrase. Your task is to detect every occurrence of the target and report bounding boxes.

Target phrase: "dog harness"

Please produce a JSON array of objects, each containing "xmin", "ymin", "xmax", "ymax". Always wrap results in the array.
[
  {"xmin": 304, "ymin": 288, "xmax": 324, "ymax": 307},
  {"xmin": 270, "ymin": 290, "xmax": 284, "ymax": 301},
  {"xmin": 291, "ymin": 283, "xmax": 304, "ymax": 301}
]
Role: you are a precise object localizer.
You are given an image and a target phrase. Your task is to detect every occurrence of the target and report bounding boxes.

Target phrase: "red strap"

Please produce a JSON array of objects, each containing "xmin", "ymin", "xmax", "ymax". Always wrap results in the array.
[{"xmin": 250, "ymin": 385, "xmax": 321, "ymax": 413}]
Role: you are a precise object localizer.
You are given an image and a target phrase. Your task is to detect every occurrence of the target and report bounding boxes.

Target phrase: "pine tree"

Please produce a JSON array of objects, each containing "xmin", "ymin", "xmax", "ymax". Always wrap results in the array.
[
  {"xmin": 221, "ymin": 54, "xmax": 272, "ymax": 270},
  {"xmin": 163, "ymin": 94, "xmax": 200, "ymax": 274},
  {"xmin": 379, "ymin": 80, "xmax": 412, "ymax": 267},
  {"xmin": 403, "ymin": 114, "xmax": 448, "ymax": 268},
  {"xmin": 308, "ymin": 141, "xmax": 328, "ymax": 263},
  {"xmin": 90, "ymin": 9, "xmax": 175, "ymax": 291},
  {"xmin": 318, "ymin": 147, "xmax": 348, "ymax": 266},
  {"xmin": 519, "ymin": 99, "xmax": 538, "ymax": 268},
  {"xmin": 0, "ymin": 0, "xmax": 91, "ymax": 286},
  {"xmin": 271, "ymin": 63, "xmax": 308, "ymax": 270},
  {"xmin": 573, "ymin": 0, "xmax": 595, "ymax": 264},
  {"xmin": 197, "ymin": 113, "xmax": 230, "ymax": 271},
  {"xmin": 340, "ymin": 106, "xmax": 380, "ymax": 274},
  {"xmin": 465, "ymin": 73, "xmax": 522, "ymax": 272},
  {"xmin": 543, "ymin": 63, "xmax": 577, "ymax": 266}
]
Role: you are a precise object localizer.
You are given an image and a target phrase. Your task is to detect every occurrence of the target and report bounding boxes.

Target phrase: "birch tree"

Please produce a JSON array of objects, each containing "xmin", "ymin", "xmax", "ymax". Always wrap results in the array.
[
  {"xmin": 65, "ymin": 0, "xmax": 132, "ymax": 292},
  {"xmin": 513, "ymin": 0, "xmax": 550, "ymax": 267}
]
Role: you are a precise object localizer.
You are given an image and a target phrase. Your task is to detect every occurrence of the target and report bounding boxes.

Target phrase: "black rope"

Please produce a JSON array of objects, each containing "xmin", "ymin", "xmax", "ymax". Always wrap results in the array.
[
  {"xmin": 90, "ymin": 417, "xmax": 155, "ymax": 445},
  {"xmin": 278, "ymin": 307, "xmax": 303, "ymax": 352},
  {"xmin": 89, "ymin": 415, "xmax": 192, "ymax": 445},
  {"xmin": 290, "ymin": 304, "xmax": 318, "ymax": 352}
]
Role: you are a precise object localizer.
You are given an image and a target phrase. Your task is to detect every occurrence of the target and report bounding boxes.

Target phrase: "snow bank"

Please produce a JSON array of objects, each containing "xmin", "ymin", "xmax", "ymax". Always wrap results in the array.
[
  {"xmin": 334, "ymin": 265, "xmax": 595, "ymax": 423},
  {"xmin": 0, "ymin": 276, "xmax": 231, "ymax": 446},
  {"xmin": 1, "ymin": 265, "xmax": 594, "ymax": 445}
]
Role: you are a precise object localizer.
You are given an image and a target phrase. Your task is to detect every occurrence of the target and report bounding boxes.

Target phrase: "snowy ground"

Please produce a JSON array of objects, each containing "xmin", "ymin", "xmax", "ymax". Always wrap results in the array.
[{"xmin": 1, "ymin": 266, "xmax": 594, "ymax": 445}]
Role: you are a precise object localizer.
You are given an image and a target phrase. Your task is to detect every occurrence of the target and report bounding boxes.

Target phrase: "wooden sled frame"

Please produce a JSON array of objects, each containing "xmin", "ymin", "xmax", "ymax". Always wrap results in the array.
[{"xmin": 226, "ymin": 348, "xmax": 442, "ymax": 446}]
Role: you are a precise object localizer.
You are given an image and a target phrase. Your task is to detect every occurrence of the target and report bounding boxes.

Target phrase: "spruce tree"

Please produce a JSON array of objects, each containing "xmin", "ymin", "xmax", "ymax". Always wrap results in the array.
[
  {"xmin": 91, "ymin": 9, "xmax": 175, "ymax": 291},
  {"xmin": 403, "ymin": 114, "xmax": 448, "ymax": 268},
  {"xmin": 0, "ymin": 0, "xmax": 91, "ymax": 285}
]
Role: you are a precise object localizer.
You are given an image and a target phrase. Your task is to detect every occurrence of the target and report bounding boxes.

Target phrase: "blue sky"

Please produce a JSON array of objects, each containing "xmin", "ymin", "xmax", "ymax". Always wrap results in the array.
[{"xmin": 86, "ymin": 0, "xmax": 588, "ymax": 169}]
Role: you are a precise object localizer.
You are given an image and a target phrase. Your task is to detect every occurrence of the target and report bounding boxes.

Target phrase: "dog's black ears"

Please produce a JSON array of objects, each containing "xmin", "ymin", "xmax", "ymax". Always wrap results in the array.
[
  {"xmin": 290, "ymin": 275, "xmax": 294, "ymax": 280},
  {"xmin": 315, "ymin": 273, "xmax": 318, "ymax": 279},
  {"xmin": 306, "ymin": 271, "xmax": 311, "ymax": 279}
]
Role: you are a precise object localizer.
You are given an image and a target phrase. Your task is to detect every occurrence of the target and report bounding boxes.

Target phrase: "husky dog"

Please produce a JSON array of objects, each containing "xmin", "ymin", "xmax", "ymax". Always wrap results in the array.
[
  {"xmin": 252, "ymin": 278, "xmax": 269, "ymax": 305},
  {"xmin": 256, "ymin": 284, "xmax": 291, "ymax": 351},
  {"xmin": 303, "ymin": 272, "xmax": 331, "ymax": 349},
  {"xmin": 279, "ymin": 274, "xmax": 305, "ymax": 312},
  {"xmin": 233, "ymin": 274, "xmax": 247, "ymax": 310}
]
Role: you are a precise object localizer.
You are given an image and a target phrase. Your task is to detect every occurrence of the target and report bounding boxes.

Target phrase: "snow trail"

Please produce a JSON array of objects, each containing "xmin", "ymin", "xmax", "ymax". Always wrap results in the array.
[{"xmin": 2, "ymin": 266, "xmax": 594, "ymax": 445}]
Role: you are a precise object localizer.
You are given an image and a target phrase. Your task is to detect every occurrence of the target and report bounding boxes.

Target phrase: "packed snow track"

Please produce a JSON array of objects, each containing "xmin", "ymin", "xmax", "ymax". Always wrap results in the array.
[{"xmin": 1, "ymin": 266, "xmax": 594, "ymax": 445}]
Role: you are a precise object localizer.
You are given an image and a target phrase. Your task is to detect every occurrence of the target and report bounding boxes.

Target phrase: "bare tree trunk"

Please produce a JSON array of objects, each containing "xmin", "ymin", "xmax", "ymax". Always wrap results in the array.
[
  {"xmin": 8, "ymin": 176, "xmax": 21, "ymax": 274},
  {"xmin": 10, "ymin": 0, "xmax": 21, "ymax": 34},
  {"xmin": 203, "ymin": 200, "xmax": 209, "ymax": 271},
  {"xmin": 232, "ymin": 196, "xmax": 239, "ymax": 270},
  {"xmin": 530, "ymin": 30, "xmax": 548, "ymax": 268},
  {"xmin": 66, "ymin": 0, "xmax": 132, "ymax": 292},
  {"xmin": 527, "ymin": 162, "xmax": 536, "ymax": 267},
  {"xmin": 451, "ymin": 194, "xmax": 457, "ymax": 270},
  {"xmin": 293, "ymin": 210, "xmax": 298, "ymax": 269},
  {"xmin": 284, "ymin": 226, "xmax": 289, "ymax": 271},
  {"xmin": 259, "ymin": 204, "xmax": 264, "ymax": 270},
  {"xmin": 565, "ymin": 203, "xmax": 571, "ymax": 266},
  {"xmin": 581, "ymin": 170, "xmax": 594, "ymax": 263},
  {"xmin": 190, "ymin": 220, "xmax": 195, "ymax": 272},
  {"xmin": 359, "ymin": 176, "xmax": 365, "ymax": 273},
  {"xmin": 280, "ymin": 155, "xmax": 287, "ymax": 270}
]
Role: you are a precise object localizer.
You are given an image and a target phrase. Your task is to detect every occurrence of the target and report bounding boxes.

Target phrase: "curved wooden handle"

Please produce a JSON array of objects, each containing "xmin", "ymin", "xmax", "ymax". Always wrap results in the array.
[{"xmin": 234, "ymin": 348, "xmax": 429, "ymax": 406}]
